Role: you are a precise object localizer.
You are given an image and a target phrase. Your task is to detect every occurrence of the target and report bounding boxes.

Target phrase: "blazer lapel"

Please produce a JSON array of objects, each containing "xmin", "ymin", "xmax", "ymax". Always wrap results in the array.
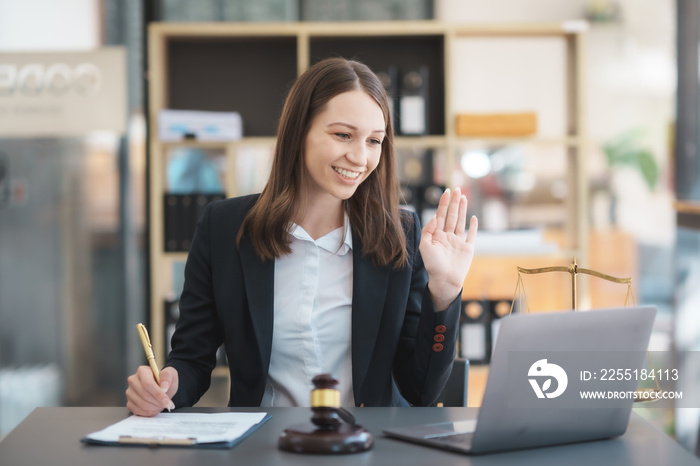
[
  {"xmin": 238, "ymin": 236, "xmax": 275, "ymax": 373},
  {"xmin": 351, "ymin": 231, "xmax": 390, "ymax": 393}
]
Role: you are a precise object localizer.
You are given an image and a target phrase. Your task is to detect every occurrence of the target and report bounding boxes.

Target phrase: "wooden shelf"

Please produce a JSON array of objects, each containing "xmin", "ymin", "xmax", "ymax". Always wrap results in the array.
[
  {"xmin": 674, "ymin": 199, "xmax": 700, "ymax": 230},
  {"xmin": 147, "ymin": 20, "xmax": 588, "ymax": 364},
  {"xmin": 150, "ymin": 21, "xmax": 588, "ymax": 38},
  {"xmin": 160, "ymin": 140, "xmax": 231, "ymax": 149},
  {"xmin": 454, "ymin": 135, "xmax": 582, "ymax": 146},
  {"xmin": 393, "ymin": 135, "xmax": 448, "ymax": 149},
  {"xmin": 674, "ymin": 199, "xmax": 700, "ymax": 215},
  {"xmin": 162, "ymin": 251, "xmax": 189, "ymax": 262},
  {"xmin": 160, "ymin": 137, "xmax": 277, "ymax": 150}
]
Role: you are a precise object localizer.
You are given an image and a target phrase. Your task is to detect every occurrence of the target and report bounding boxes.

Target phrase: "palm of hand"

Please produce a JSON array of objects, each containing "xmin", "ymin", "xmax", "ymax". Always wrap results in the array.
[
  {"xmin": 418, "ymin": 187, "xmax": 478, "ymax": 310},
  {"xmin": 420, "ymin": 226, "xmax": 475, "ymax": 289}
]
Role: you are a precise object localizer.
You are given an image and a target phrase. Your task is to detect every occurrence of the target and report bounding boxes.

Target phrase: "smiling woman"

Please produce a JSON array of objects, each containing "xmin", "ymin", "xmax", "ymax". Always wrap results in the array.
[
  {"xmin": 126, "ymin": 57, "xmax": 478, "ymax": 416},
  {"xmin": 240, "ymin": 57, "xmax": 404, "ymax": 266},
  {"xmin": 302, "ymin": 90, "xmax": 385, "ymax": 237}
]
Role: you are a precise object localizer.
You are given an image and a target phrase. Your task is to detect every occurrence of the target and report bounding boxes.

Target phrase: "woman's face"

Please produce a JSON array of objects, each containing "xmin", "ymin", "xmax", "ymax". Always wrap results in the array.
[{"xmin": 303, "ymin": 89, "xmax": 385, "ymax": 204}]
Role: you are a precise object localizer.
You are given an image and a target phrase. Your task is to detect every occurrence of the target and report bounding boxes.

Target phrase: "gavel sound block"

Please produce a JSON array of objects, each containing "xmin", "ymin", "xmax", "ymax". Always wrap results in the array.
[{"xmin": 278, "ymin": 374, "xmax": 373, "ymax": 454}]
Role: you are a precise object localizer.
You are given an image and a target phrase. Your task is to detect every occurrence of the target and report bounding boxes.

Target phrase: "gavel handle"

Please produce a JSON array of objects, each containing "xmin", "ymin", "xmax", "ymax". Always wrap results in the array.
[{"xmin": 337, "ymin": 407, "xmax": 356, "ymax": 426}]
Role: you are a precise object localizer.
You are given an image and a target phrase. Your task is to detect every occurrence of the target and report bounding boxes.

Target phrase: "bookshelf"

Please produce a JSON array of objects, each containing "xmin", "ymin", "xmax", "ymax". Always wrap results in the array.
[{"xmin": 147, "ymin": 20, "xmax": 588, "ymax": 368}]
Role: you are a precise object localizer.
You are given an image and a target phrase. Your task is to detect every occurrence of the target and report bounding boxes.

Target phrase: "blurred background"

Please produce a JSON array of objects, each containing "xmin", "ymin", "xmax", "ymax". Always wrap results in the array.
[{"xmin": 1, "ymin": 0, "xmax": 699, "ymax": 457}]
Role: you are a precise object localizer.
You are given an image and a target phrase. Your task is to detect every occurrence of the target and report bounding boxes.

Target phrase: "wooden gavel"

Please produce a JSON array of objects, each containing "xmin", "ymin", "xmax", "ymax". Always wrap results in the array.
[{"xmin": 278, "ymin": 374, "xmax": 373, "ymax": 454}]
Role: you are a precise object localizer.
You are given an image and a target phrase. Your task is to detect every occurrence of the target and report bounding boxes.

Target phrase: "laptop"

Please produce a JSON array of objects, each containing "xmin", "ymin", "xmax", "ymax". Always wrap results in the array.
[{"xmin": 384, "ymin": 306, "xmax": 657, "ymax": 455}]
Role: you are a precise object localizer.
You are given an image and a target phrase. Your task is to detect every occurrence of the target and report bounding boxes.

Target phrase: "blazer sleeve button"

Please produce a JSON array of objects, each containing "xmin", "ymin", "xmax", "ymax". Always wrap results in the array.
[
  {"xmin": 434, "ymin": 334, "xmax": 445, "ymax": 342},
  {"xmin": 432, "ymin": 343, "xmax": 444, "ymax": 352},
  {"xmin": 435, "ymin": 325, "xmax": 447, "ymax": 333}
]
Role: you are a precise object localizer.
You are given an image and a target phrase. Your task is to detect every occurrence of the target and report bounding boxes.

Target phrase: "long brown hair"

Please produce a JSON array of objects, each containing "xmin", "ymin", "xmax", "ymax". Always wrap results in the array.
[{"xmin": 237, "ymin": 57, "xmax": 409, "ymax": 268}]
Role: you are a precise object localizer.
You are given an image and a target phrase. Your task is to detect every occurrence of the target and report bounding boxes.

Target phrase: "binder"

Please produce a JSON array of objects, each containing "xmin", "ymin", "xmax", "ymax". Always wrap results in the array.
[
  {"xmin": 375, "ymin": 65, "xmax": 399, "ymax": 132},
  {"xmin": 459, "ymin": 300, "xmax": 491, "ymax": 364},
  {"xmin": 419, "ymin": 183, "xmax": 446, "ymax": 228},
  {"xmin": 396, "ymin": 149, "xmax": 439, "ymax": 223},
  {"xmin": 399, "ymin": 185, "xmax": 420, "ymax": 214},
  {"xmin": 180, "ymin": 194, "xmax": 194, "ymax": 251},
  {"xmin": 163, "ymin": 192, "xmax": 225, "ymax": 252},
  {"xmin": 194, "ymin": 194, "xmax": 210, "ymax": 230},
  {"xmin": 398, "ymin": 149, "xmax": 431, "ymax": 187},
  {"xmin": 398, "ymin": 66, "xmax": 429, "ymax": 135},
  {"xmin": 163, "ymin": 194, "xmax": 183, "ymax": 252}
]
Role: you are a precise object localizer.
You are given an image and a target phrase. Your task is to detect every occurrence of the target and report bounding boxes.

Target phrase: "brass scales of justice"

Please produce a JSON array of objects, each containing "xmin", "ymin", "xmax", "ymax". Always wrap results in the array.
[{"xmin": 510, "ymin": 257, "xmax": 661, "ymax": 402}]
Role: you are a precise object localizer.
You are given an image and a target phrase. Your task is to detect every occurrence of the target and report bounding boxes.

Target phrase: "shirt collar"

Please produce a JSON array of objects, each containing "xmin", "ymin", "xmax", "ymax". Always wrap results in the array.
[{"xmin": 290, "ymin": 213, "xmax": 353, "ymax": 255}]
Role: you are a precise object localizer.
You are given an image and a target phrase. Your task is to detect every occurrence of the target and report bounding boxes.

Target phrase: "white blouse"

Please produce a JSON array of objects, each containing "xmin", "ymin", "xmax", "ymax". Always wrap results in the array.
[{"xmin": 261, "ymin": 219, "xmax": 355, "ymax": 407}]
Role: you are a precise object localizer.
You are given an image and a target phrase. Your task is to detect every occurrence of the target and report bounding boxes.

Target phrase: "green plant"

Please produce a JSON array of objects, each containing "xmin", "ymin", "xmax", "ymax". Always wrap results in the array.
[{"xmin": 603, "ymin": 129, "xmax": 659, "ymax": 190}]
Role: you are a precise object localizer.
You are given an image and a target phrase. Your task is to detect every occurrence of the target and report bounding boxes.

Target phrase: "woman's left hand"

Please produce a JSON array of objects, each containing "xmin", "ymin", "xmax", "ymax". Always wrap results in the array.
[{"xmin": 419, "ymin": 187, "xmax": 478, "ymax": 311}]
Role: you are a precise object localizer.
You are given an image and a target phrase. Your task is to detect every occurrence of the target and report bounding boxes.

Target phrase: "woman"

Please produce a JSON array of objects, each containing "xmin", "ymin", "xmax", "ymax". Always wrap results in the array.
[{"xmin": 126, "ymin": 57, "xmax": 478, "ymax": 416}]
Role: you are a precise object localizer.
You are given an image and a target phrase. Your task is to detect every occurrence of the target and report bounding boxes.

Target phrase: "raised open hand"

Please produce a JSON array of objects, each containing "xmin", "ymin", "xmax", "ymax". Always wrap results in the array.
[{"xmin": 419, "ymin": 187, "xmax": 478, "ymax": 311}]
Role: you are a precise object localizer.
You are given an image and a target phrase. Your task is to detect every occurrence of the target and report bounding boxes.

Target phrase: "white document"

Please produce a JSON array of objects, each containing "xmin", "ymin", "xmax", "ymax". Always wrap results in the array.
[
  {"xmin": 399, "ymin": 95, "xmax": 426, "ymax": 134},
  {"xmin": 85, "ymin": 412, "xmax": 267, "ymax": 445}
]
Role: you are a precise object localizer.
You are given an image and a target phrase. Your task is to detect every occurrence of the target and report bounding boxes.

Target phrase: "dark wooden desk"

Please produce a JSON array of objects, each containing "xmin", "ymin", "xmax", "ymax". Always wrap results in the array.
[{"xmin": 1, "ymin": 407, "xmax": 698, "ymax": 465}]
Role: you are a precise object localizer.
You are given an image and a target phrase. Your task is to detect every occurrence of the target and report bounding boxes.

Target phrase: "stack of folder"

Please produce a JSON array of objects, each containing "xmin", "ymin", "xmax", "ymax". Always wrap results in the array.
[{"xmin": 163, "ymin": 193, "xmax": 225, "ymax": 252}]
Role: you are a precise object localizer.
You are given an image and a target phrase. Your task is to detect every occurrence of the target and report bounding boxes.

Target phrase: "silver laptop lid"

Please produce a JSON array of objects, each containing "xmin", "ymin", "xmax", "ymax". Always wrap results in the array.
[{"xmin": 471, "ymin": 306, "xmax": 657, "ymax": 454}]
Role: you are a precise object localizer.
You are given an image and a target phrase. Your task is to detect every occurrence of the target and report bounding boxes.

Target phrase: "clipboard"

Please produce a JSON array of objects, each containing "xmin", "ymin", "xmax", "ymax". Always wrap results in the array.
[{"xmin": 81, "ymin": 412, "xmax": 270, "ymax": 449}]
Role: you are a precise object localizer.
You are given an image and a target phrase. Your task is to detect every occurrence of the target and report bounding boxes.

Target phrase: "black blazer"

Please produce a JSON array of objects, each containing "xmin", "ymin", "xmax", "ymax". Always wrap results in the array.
[{"xmin": 165, "ymin": 194, "xmax": 461, "ymax": 408}]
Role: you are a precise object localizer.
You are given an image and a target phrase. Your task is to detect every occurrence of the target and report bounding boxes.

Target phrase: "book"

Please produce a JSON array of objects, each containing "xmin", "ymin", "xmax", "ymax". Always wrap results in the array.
[
  {"xmin": 163, "ymin": 194, "xmax": 183, "ymax": 252},
  {"xmin": 398, "ymin": 66, "xmax": 429, "ymax": 135},
  {"xmin": 459, "ymin": 300, "xmax": 491, "ymax": 364},
  {"xmin": 455, "ymin": 112, "xmax": 537, "ymax": 137},
  {"xmin": 163, "ymin": 193, "xmax": 225, "ymax": 252},
  {"xmin": 375, "ymin": 65, "xmax": 399, "ymax": 133}
]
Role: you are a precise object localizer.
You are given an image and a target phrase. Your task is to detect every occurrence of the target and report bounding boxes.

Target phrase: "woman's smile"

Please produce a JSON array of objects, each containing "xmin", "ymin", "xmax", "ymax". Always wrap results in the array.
[
  {"xmin": 333, "ymin": 166, "xmax": 362, "ymax": 180},
  {"xmin": 303, "ymin": 89, "xmax": 385, "ymax": 202}
]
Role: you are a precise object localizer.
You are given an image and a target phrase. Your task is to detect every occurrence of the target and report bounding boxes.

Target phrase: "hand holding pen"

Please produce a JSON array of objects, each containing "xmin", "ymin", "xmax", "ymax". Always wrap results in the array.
[{"xmin": 126, "ymin": 323, "xmax": 179, "ymax": 417}]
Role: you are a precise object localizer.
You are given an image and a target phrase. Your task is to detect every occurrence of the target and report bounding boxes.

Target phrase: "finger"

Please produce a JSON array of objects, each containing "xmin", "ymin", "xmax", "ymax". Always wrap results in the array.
[
  {"xmin": 465, "ymin": 215, "xmax": 478, "ymax": 245},
  {"xmin": 126, "ymin": 373, "xmax": 168, "ymax": 416},
  {"xmin": 127, "ymin": 396, "xmax": 163, "ymax": 417},
  {"xmin": 444, "ymin": 187, "xmax": 462, "ymax": 233},
  {"xmin": 129, "ymin": 369, "xmax": 166, "ymax": 408},
  {"xmin": 421, "ymin": 215, "xmax": 437, "ymax": 244},
  {"xmin": 455, "ymin": 195, "xmax": 468, "ymax": 237},
  {"xmin": 434, "ymin": 188, "xmax": 450, "ymax": 232},
  {"xmin": 135, "ymin": 365, "xmax": 174, "ymax": 411},
  {"xmin": 126, "ymin": 385, "xmax": 164, "ymax": 417},
  {"xmin": 158, "ymin": 382, "xmax": 175, "ymax": 412},
  {"xmin": 160, "ymin": 367, "xmax": 179, "ymax": 399}
]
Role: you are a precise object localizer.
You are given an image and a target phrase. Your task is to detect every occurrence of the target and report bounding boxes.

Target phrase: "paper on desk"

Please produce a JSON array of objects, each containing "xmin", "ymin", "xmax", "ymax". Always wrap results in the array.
[{"xmin": 85, "ymin": 412, "xmax": 267, "ymax": 445}]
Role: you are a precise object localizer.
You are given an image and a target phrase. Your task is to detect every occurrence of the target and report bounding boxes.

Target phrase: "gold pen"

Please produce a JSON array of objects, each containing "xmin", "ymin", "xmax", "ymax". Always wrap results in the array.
[{"xmin": 137, "ymin": 323, "xmax": 160, "ymax": 384}]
